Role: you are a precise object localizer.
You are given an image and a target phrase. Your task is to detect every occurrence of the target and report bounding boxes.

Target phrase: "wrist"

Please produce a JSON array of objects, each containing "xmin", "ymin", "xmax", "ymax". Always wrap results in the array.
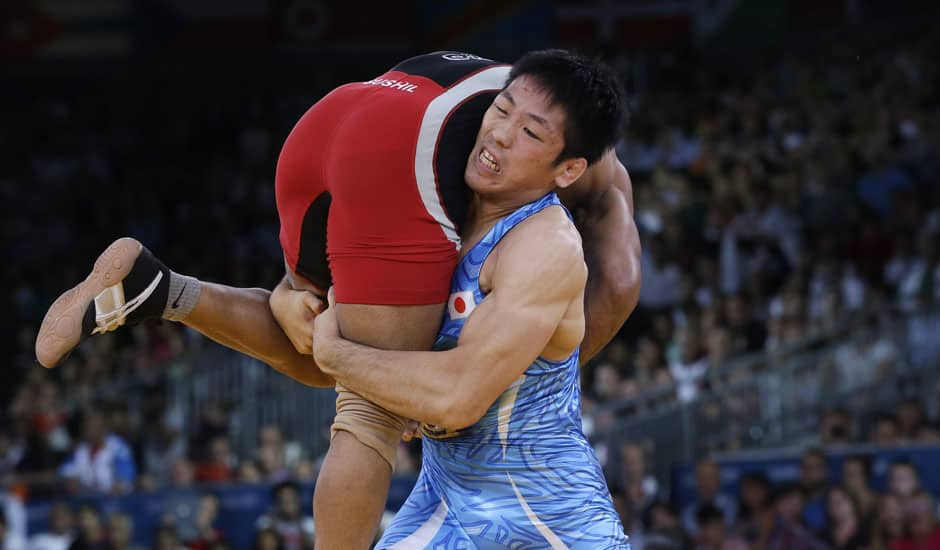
[{"xmin": 315, "ymin": 337, "xmax": 340, "ymax": 375}]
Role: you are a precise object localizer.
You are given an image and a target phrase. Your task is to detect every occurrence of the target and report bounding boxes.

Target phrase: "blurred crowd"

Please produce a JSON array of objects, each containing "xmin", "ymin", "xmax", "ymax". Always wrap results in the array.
[
  {"xmin": 609, "ymin": 445, "xmax": 940, "ymax": 550},
  {"xmin": 1, "ymin": 478, "xmax": 317, "ymax": 549},
  {"xmin": 581, "ymin": 28, "xmax": 939, "ymax": 408},
  {"xmin": 604, "ymin": 395, "xmax": 940, "ymax": 550},
  {"xmin": 1, "ymin": 11, "xmax": 939, "ymax": 550}
]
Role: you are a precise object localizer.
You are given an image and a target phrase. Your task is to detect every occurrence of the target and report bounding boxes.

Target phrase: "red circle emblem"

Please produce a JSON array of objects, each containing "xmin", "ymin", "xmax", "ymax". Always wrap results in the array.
[{"xmin": 454, "ymin": 296, "xmax": 466, "ymax": 314}]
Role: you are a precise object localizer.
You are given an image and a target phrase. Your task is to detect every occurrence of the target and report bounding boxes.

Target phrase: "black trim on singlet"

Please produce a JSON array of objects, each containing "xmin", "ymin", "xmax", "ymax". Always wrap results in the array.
[
  {"xmin": 434, "ymin": 92, "xmax": 498, "ymax": 232},
  {"xmin": 391, "ymin": 51, "xmax": 505, "ymax": 89},
  {"xmin": 296, "ymin": 192, "xmax": 332, "ymax": 290}
]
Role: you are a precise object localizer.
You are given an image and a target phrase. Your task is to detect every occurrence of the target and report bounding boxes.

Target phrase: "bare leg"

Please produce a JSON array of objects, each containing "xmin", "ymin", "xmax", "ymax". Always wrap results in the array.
[
  {"xmin": 35, "ymin": 238, "xmax": 331, "ymax": 387},
  {"xmin": 313, "ymin": 432, "xmax": 391, "ymax": 549},
  {"xmin": 182, "ymin": 281, "xmax": 332, "ymax": 387},
  {"xmin": 312, "ymin": 303, "xmax": 443, "ymax": 550}
]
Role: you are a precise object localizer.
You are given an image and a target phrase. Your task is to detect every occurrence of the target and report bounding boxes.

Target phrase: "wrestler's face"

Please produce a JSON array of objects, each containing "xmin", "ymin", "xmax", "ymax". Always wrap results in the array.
[{"xmin": 465, "ymin": 76, "xmax": 587, "ymax": 200}]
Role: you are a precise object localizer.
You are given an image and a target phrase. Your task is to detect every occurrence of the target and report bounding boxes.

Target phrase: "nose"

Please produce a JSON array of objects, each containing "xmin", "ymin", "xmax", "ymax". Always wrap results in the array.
[{"xmin": 491, "ymin": 119, "xmax": 511, "ymax": 148}]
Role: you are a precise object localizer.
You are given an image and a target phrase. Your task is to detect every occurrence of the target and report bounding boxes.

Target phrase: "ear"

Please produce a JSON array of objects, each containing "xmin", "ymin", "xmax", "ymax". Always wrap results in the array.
[{"xmin": 553, "ymin": 157, "xmax": 588, "ymax": 189}]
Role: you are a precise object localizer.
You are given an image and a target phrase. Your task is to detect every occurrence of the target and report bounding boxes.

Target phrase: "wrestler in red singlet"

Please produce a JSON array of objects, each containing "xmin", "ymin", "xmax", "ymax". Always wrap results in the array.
[{"xmin": 275, "ymin": 52, "xmax": 510, "ymax": 304}]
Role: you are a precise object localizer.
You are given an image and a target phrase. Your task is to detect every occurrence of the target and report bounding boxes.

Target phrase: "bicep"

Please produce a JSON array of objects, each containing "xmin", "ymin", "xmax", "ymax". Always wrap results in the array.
[{"xmin": 454, "ymin": 231, "xmax": 585, "ymax": 410}]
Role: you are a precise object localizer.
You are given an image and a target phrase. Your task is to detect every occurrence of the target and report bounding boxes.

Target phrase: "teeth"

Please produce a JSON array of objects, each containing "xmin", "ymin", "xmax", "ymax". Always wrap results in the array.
[{"xmin": 479, "ymin": 150, "xmax": 499, "ymax": 172}]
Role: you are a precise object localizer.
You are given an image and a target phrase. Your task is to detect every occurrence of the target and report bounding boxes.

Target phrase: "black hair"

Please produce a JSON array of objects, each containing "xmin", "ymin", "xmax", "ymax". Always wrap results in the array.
[
  {"xmin": 773, "ymin": 482, "xmax": 803, "ymax": 502},
  {"xmin": 696, "ymin": 503, "xmax": 725, "ymax": 526},
  {"xmin": 843, "ymin": 455, "xmax": 872, "ymax": 479},
  {"xmin": 507, "ymin": 49, "xmax": 626, "ymax": 165},
  {"xmin": 738, "ymin": 472, "xmax": 773, "ymax": 521},
  {"xmin": 272, "ymin": 480, "xmax": 301, "ymax": 497},
  {"xmin": 802, "ymin": 446, "xmax": 827, "ymax": 462}
]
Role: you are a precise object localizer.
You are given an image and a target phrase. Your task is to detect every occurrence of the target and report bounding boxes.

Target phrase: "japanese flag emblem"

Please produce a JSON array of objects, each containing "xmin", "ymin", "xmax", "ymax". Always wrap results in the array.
[{"xmin": 447, "ymin": 290, "xmax": 476, "ymax": 319}]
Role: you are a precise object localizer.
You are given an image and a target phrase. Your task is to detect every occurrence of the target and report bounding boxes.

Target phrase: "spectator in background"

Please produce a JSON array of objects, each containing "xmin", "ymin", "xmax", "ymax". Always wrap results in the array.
[
  {"xmin": 618, "ymin": 442, "xmax": 661, "ymax": 513},
  {"xmin": 682, "ymin": 459, "xmax": 737, "ymax": 536},
  {"xmin": 0, "ymin": 489, "xmax": 24, "ymax": 550},
  {"xmin": 669, "ymin": 324, "xmax": 709, "ymax": 403},
  {"xmin": 194, "ymin": 437, "xmax": 234, "ymax": 484},
  {"xmin": 0, "ymin": 511, "xmax": 23, "ymax": 550},
  {"xmin": 897, "ymin": 399, "xmax": 927, "ymax": 441},
  {"xmin": 825, "ymin": 485, "xmax": 870, "ymax": 550},
  {"xmin": 639, "ymin": 236, "xmax": 684, "ymax": 310},
  {"xmin": 256, "ymin": 426, "xmax": 301, "ymax": 482},
  {"xmin": 821, "ymin": 408, "xmax": 853, "ymax": 446},
  {"xmin": 888, "ymin": 460, "xmax": 922, "ymax": 499},
  {"xmin": 842, "ymin": 455, "xmax": 878, "ymax": 521},
  {"xmin": 722, "ymin": 295, "xmax": 768, "ymax": 353},
  {"xmin": 769, "ymin": 483, "xmax": 828, "ymax": 550},
  {"xmin": 0, "ymin": 430, "xmax": 22, "ymax": 480},
  {"xmin": 736, "ymin": 479, "xmax": 777, "ymax": 549},
  {"xmin": 69, "ymin": 504, "xmax": 111, "ymax": 550},
  {"xmin": 643, "ymin": 501, "xmax": 687, "ymax": 550},
  {"xmin": 169, "ymin": 458, "xmax": 196, "ymax": 489},
  {"xmin": 612, "ymin": 442, "xmax": 661, "ymax": 542},
  {"xmin": 59, "ymin": 409, "xmax": 136, "ymax": 495},
  {"xmin": 15, "ymin": 428, "xmax": 64, "ymax": 498},
  {"xmin": 28, "ymin": 502, "xmax": 74, "ymax": 550},
  {"xmin": 736, "ymin": 472, "xmax": 773, "ymax": 529},
  {"xmin": 290, "ymin": 458, "xmax": 317, "ymax": 484},
  {"xmin": 696, "ymin": 503, "xmax": 748, "ymax": 550},
  {"xmin": 108, "ymin": 513, "xmax": 142, "ymax": 550},
  {"xmin": 871, "ymin": 413, "xmax": 902, "ymax": 445},
  {"xmin": 182, "ymin": 493, "xmax": 224, "ymax": 550},
  {"xmin": 142, "ymin": 405, "xmax": 187, "ymax": 489},
  {"xmin": 800, "ymin": 448, "xmax": 831, "ymax": 535},
  {"xmin": 259, "ymin": 427, "xmax": 303, "ymax": 472},
  {"xmin": 252, "ymin": 528, "xmax": 282, "ymax": 550},
  {"xmin": 254, "ymin": 481, "xmax": 313, "ymax": 550},
  {"xmin": 891, "ymin": 491, "xmax": 940, "ymax": 550},
  {"xmin": 592, "ymin": 363, "xmax": 624, "ymax": 403},
  {"xmin": 154, "ymin": 527, "xmax": 183, "ymax": 550},
  {"xmin": 236, "ymin": 460, "xmax": 263, "ymax": 484},
  {"xmin": 872, "ymin": 494, "xmax": 905, "ymax": 550}
]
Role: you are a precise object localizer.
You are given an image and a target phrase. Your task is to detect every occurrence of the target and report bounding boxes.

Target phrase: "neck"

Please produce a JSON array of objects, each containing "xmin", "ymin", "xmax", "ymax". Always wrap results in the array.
[{"xmin": 464, "ymin": 189, "xmax": 551, "ymax": 236}]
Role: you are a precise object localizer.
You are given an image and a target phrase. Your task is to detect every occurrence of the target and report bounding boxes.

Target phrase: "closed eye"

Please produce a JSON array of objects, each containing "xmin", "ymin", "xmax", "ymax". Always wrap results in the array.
[
  {"xmin": 495, "ymin": 105, "xmax": 508, "ymax": 115},
  {"xmin": 524, "ymin": 127, "xmax": 542, "ymax": 142}
]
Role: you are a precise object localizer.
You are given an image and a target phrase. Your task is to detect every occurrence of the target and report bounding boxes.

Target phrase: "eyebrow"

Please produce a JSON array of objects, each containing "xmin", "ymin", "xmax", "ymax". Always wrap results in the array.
[{"xmin": 499, "ymin": 91, "xmax": 552, "ymax": 132}]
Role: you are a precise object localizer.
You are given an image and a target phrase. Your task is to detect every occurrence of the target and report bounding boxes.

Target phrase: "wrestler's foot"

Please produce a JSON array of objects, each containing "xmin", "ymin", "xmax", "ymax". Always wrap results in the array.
[{"xmin": 35, "ymin": 237, "xmax": 170, "ymax": 368}]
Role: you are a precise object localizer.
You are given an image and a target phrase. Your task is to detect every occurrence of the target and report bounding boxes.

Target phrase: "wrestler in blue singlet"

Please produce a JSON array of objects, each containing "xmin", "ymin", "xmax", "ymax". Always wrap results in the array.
[{"xmin": 377, "ymin": 193, "xmax": 630, "ymax": 549}]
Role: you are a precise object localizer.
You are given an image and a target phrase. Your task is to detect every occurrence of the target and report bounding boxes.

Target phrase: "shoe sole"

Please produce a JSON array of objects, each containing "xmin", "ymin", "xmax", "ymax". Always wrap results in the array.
[{"xmin": 35, "ymin": 237, "xmax": 142, "ymax": 368}]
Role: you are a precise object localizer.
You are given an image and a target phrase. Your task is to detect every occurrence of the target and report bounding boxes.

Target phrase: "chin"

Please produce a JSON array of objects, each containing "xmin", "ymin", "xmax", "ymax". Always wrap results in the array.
[{"xmin": 464, "ymin": 168, "xmax": 491, "ymax": 194}]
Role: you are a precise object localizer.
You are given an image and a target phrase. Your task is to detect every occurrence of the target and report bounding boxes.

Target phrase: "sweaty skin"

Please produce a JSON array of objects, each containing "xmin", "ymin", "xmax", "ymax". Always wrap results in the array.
[
  {"xmin": 312, "ymin": 205, "xmax": 586, "ymax": 429},
  {"xmin": 309, "ymin": 74, "xmax": 633, "ymax": 430},
  {"xmin": 560, "ymin": 150, "xmax": 641, "ymax": 364}
]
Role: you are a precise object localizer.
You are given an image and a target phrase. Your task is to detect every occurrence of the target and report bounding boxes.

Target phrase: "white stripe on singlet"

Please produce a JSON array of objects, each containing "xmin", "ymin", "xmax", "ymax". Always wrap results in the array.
[
  {"xmin": 508, "ymin": 472, "xmax": 571, "ymax": 549},
  {"xmin": 413, "ymin": 65, "xmax": 511, "ymax": 249},
  {"xmin": 389, "ymin": 500, "xmax": 449, "ymax": 549}
]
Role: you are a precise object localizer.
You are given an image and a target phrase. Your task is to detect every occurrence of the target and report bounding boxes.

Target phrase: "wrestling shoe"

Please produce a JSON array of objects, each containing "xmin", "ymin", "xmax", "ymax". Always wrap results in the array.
[{"xmin": 35, "ymin": 237, "xmax": 170, "ymax": 368}]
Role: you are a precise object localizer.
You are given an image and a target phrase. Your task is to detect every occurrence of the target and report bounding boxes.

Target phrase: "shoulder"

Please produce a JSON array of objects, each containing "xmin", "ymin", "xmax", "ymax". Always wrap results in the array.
[
  {"xmin": 490, "ymin": 206, "xmax": 585, "ymax": 289},
  {"xmin": 501, "ymin": 205, "xmax": 583, "ymax": 262}
]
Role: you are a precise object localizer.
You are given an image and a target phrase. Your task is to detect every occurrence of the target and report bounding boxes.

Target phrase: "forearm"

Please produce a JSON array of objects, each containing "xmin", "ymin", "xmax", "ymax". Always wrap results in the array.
[
  {"xmin": 319, "ymin": 340, "xmax": 468, "ymax": 427},
  {"xmin": 581, "ymin": 230, "xmax": 641, "ymax": 364},
  {"xmin": 183, "ymin": 282, "xmax": 334, "ymax": 387},
  {"xmin": 577, "ymin": 179, "xmax": 642, "ymax": 364}
]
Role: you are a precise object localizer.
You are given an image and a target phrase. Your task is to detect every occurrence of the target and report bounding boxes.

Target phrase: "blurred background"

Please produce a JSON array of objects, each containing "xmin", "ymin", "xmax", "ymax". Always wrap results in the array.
[{"xmin": 2, "ymin": 0, "xmax": 939, "ymax": 548}]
